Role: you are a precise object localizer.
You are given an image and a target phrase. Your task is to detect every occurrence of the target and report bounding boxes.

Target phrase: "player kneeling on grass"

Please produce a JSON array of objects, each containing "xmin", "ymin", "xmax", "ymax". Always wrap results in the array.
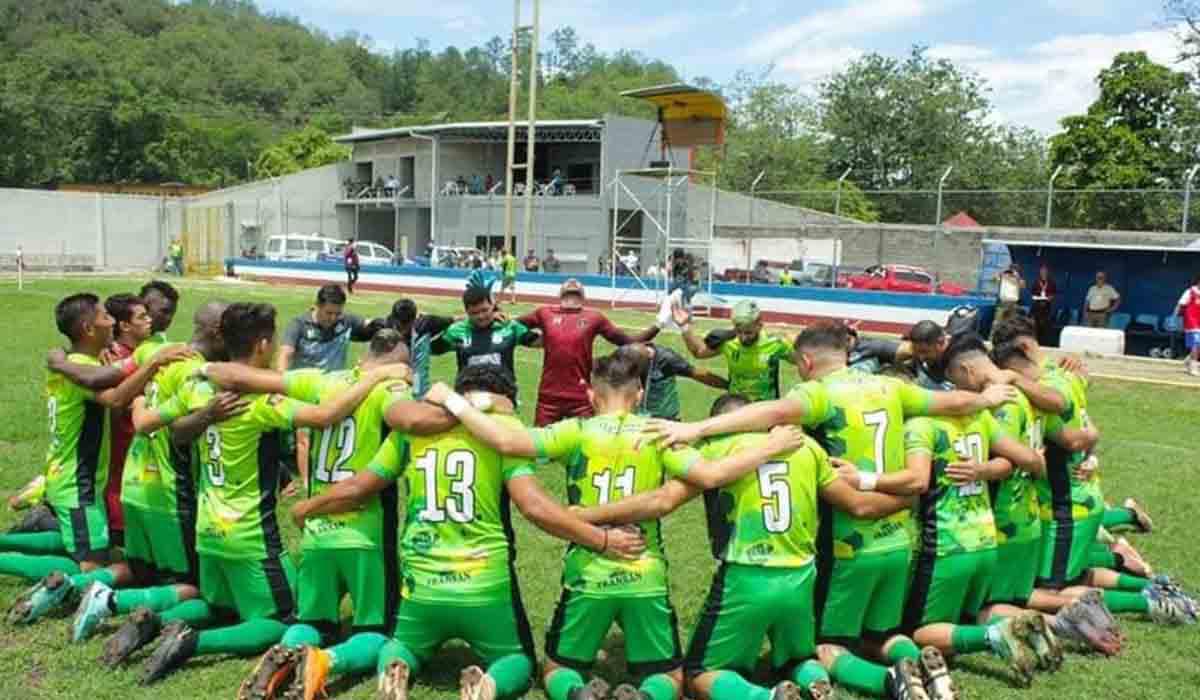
[
  {"xmin": 573, "ymin": 393, "xmax": 913, "ymax": 700},
  {"xmin": 277, "ymin": 365, "xmax": 644, "ymax": 700}
]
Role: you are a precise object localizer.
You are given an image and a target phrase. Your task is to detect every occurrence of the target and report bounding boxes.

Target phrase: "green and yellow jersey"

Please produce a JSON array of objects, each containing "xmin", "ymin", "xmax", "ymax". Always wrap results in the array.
[
  {"xmin": 284, "ymin": 368, "xmax": 409, "ymax": 551},
  {"xmin": 716, "ymin": 334, "xmax": 793, "ymax": 402},
  {"xmin": 161, "ymin": 379, "xmax": 304, "ymax": 560},
  {"xmin": 905, "ymin": 413, "xmax": 1003, "ymax": 556},
  {"xmin": 368, "ymin": 416, "xmax": 535, "ymax": 605},
  {"xmin": 990, "ymin": 391, "xmax": 1044, "ymax": 546},
  {"xmin": 502, "ymin": 254, "xmax": 517, "ymax": 279},
  {"xmin": 44, "ymin": 354, "xmax": 111, "ymax": 510},
  {"xmin": 787, "ymin": 368, "xmax": 934, "ymax": 559},
  {"xmin": 698, "ymin": 433, "xmax": 836, "ymax": 568},
  {"xmin": 1041, "ymin": 371, "xmax": 1103, "ymax": 522},
  {"xmin": 532, "ymin": 413, "xmax": 700, "ymax": 597}
]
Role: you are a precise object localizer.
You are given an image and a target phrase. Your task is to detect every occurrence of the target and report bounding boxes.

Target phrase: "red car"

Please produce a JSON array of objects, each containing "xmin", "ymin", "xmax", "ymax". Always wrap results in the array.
[{"xmin": 839, "ymin": 265, "xmax": 967, "ymax": 296}]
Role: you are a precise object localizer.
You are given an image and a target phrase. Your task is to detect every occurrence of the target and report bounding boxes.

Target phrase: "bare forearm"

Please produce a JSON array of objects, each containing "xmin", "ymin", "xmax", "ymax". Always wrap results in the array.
[
  {"xmin": 977, "ymin": 457, "xmax": 1015, "ymax": 481},
  {"xmin": 1015, "ymin": 377, "xmax": 1065, "ymax": 414},
  {"xmin": 170, "ymin": 409, "xmax": 213, "ymax": 446},
  {"xmin": 49, "ymin": 357, "xmax": 125, "ymax": 390},
  {"xmin": 454, "ymin": 405, "xmax": 537, "ymax": 456},
  {"xmin": 928, "ymin": 391, "xmax": 988, "ymax": 416},
  {"xmin": 517, "ymin": 489, "xmax": 606, "ymax": 551},
  {"xmin": 579, "ymin": 481, "xmax": 695, "ymax": 525},
  {"xmin": 692, "ymin": 370, "xmax": 728, "ymax": 390},
  {"xmin": 680, "ymin": 329, "xmax": 708, "ymax": 358},
  {"xmin": 685, "ymin": 443, "xmax": 780, "ymax": 489},
  {"xmin": 297, "ymin": 375, "xmax": 381, "ymax": 427},
  {"xmin": 385, "ymin": 401, "xmax": 458, "ymax": 435},
  {"xmin": 853, "ymin": 492, "xmax": 911, "ymax": 519},
  {"xmin": 204, "ymin": 363, "xmax": 286, "ymax": 395},
  {"xmin": 695, "ymin": 399, "xmax": 802, "ymax": 440},
  {"xmin": 97, "ymin": 362, "xmax": 159, "ymax": 408},
  {"xmin": 875, "ymin": 468, "xmax": 929, "ymax": 496}
]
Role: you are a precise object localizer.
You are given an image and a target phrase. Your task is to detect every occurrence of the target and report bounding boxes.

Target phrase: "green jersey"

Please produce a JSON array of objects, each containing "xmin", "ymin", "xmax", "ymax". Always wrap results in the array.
[
  {"xmin": 161, "ymin": 379, "xmax": 303, "ymax": 560},
  {"xmin": 717, "ymin": 334, "xmax": 793, "ymax": 401},
  {"xmin": 990, "ymin": 392, "xmax": 1044, "ymax": 546},
  {"xmin": 131, "ymin": 335, "xmax": 172, "ymax": 368},
  {"xmin": 905, "ymin": 413, "xmax": 1003, "ymax": 556},
  {"xmin": 1041, "ymin": 372, "xmax": 1103, "ymax": 522},
  {"xmin": 44, "ymin": 354, "xmax": 111, "ymax": 510},
  {"xmin": 698, "ymin": 433, "xmax": 836, "ymax": 568},
  {"xmin": 284, "ymin": 368, "xmax": 408, "ymax": 551},
  {"xmin": 433, "ymin": 319, "xmax": 533, "ymax": 386},
  {"xmin": 502, "ymin": 254, "xmax": 517, "ymax": 278},
  {"xmin": 368, "ymin": 416, "xmax": 535, "ymax": 605},
  {"xmin": 787, "ymin": 368, "xmax": 933, "ymax": 559},
  {"xmin": 532, "ymin": 412, "xmax": 700, "ymax": 597}
]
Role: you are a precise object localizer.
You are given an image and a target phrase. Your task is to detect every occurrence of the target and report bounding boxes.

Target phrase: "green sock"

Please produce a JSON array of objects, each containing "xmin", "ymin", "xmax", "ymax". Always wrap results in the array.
[
  {"xmin": 829, "ymin": 652, "xmax": 888, "ymax": 696},
  {"xmin": 329, "ymin": 632, "xmax": 388, "ymax": 676},
  {"xmin": 638, "ymin": 672, "xmax": 676, "ymax": 700},
  {"xmin": 0, "ymin": 531, "xmax": 66, "ymax": 554},
  {"xmin": 710, "ymin": 670, "xmax": 772, "ymax": 700},
  {"xmin": 0, "ymin": 552, "xmax": 80, "ymax": 580},
  {"xmin": 159, "ymin": 598, "xmax": 215, "ymax": 626},
  {"xmin": 68, "ymin": 567, "xmax": 116, "ymax": 590},
  {"xmin": 377, "ymin": 639, "xmax": 421, "ymax": 676},
  {"xmin": 1116, "ymin": 574, "xmax": 1150, "ymax": 591},
  {"xmin": 1104, "ymin": 590, "xmax": 1150, "ymax": 614},
  {"xmin": 195, "ymin": 618, "xmax": 287, "ymax": 656},
  {"xmin": 487, "ymin": 653, "xmax": 533, "ymax": 699},
  {"xmin": 545, "ymin": 666, "xmax": 585, "ymax": 700},
  {"xmin": 1089, "ymin": 544, "xmax": 1118, "ymax": 570},
  {"xmin": 952, "ymin": 624, "xmax": 992, "ymax": 654},
  {"xmin": 281, "ymin": 623, "xmax": 323, "ymax": 648},
  {"xmin": 113, "ymin": 585, "xmax": 181, "ymax": 614},
  {"xmin": 1102, "ymin": 507, "xmax": 1137, "ymax": 529},
  {"xmin": 791, "ymin": 660, "xmax": 831, "ymax": 690},
  {"xmin": 886, "ymin": 638, "xmax": 922, "ymax": 664}
]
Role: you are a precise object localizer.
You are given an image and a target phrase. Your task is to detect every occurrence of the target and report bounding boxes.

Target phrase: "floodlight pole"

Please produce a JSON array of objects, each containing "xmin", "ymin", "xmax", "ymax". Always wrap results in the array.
[
  {"xmin": 747, "ymin": 170, "xmax": 765, "ymax": 278},
  {"xmin": 1045, "ymin": 165, "xmax": 1063, "ymax": 229},
  {"xmin": 834, "ymin": 167, "xmax": 852, "ymax": 219},
  {"xmin": 1184, "ymin": 164, "xmax": 1200, "ymax": 233},
  {"xmin": 935, "ymin": 166, "xmax": 953, "ymax": 226},
  {"xmin": 522, "ymin": 0, "xmax": 541, "ymax": 258},
  {"xmin": 502, "ymin": 0, "xmax": 521, "ymax": 258}
]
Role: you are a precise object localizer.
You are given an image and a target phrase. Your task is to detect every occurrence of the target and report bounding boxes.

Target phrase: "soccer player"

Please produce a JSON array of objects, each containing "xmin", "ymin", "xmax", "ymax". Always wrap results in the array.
[
  {"xmin": 1, "ymin": 294, "xmax": 189, "ymax": 597},
  {"xmin": 429, "ymin": 353, "xmax": 826, "ymax": 700},
  {"xmin": 122, "ymin": 302, "xmax": 407, "ymax": 684},
  {"xmin": 519, "ymin": 278, "xmax": 660, "ymax": 425},
  {"xmin": 276, "ymin": 365, "xmax": 644, "ymax": 700},
  {"xmin": 617, "ymin": 342, "xmax": 728, "ymax": 420},
  {"xmin": 645, "ymin": 324, "xmax": 1018, "ymax": 700},
  {"xmin": 501, "ymin": 247, "xmax": 518, "ymax": 304},
  {"xmin": 139, "ymin": 279, "xmax": 181, "ymax": 343},
  {"xmin": 674, "ymin": 300, "xmax": 792, "ymax": 402},
  {"xmin": 382, "ymin": 298, "xmax": 454, "ymax": 398},
  {"xmin": 573, "ymin": 394, "xmax": 912, "ymax": 700},
  {"xmin": 434, "ymin": 283, "xmax": 538, "ymax": 387}
]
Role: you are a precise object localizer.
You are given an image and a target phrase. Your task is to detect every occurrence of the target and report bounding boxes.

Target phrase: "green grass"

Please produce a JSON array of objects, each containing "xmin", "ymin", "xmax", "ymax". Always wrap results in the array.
[{"xmin": 1, "ymin": 276, "xmax": 1198, "ymax": 700}]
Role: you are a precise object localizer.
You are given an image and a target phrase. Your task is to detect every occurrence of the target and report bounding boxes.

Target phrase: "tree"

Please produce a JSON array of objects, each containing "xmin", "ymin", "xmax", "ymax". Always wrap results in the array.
[{"xmin": 254, "ymin": 125, "xmax": 350, "ymax": 178}]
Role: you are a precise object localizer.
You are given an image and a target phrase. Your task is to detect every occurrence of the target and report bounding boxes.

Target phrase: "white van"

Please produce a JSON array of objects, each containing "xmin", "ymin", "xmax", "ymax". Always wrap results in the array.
[{"xmin": 263, "ymin": 234, "xmax": 343, "ymax": 261}]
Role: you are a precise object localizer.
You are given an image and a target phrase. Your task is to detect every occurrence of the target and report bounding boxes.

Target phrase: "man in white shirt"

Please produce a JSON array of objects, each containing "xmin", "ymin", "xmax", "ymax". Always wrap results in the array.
[{"xmin": 1084, "ymin": 271, "xmax": 1121, "ymax": 328}]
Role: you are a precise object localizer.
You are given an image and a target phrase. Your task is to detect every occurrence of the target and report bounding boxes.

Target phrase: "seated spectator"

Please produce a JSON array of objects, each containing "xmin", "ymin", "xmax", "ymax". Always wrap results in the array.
[
  {"xmin": 543, "ymin": 249, "xmax": 561, "ymax": 273},
  {"xmin": 485, "ymin": 173, "xmax": 495, "ymax": 193},
  {"xmin": 550, "ymin": 167, "xmax": 564, "ymax": 195},
  {"xmin": 455, "ymin": 175, "xmax": 467, "ymax": 193},
  {"xmin": 523, "ymin": 249, "xmax": 540, "ymax": 272}
]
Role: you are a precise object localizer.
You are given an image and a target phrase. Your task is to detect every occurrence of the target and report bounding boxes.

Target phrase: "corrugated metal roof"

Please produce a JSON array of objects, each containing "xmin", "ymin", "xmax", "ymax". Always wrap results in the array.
[{"xmin": 335, "ymin": 119, "xmax": 603, "ymax": 144}]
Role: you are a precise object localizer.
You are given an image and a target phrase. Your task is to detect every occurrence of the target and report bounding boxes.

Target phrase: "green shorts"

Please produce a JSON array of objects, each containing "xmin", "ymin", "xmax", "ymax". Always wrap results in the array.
[
  {"xmin": 988, "ymin": 539, "xmax": 1040, "ymax": 605},
  {"xmin": 392, "ymin": 594, "xmax": 535, "ymax": 667},
  {"xmin": 1037, "ymin": 510, "xmax": 1103, "ymax": 589},
  {"xmin": 817, "ymin": 548, "xmax": 911, "ymax": 642},
  {"xmin": 904, "ymin": 548, "xmax": 998, "ymax": 629},
  {"xmin": 53, "ymin": 502, "xmax": 110, "ymax": 563},
  {"xmin": 123, "ymin": 505, "xmax": 196, "ymax": 583},
  {"xmin": 198, "ymin": 552, "xmax": 296, "ymax": 621},
  {"xmin": 546, "ymin": 590, "xmax": 682, "ymax": 676},
  {"xmin": 296, "ymin": 548, "xmax": 396, "ymax": 634},
  {"xmin": 685, "ymin": 563, "xmax": 817, "ymax": 677}
]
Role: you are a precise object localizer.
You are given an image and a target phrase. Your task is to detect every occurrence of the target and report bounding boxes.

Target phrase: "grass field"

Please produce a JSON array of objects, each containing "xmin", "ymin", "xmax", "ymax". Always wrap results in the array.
[{"xmin": 1, "ymin": 276, "xmax": 1198, "ymax": 700}]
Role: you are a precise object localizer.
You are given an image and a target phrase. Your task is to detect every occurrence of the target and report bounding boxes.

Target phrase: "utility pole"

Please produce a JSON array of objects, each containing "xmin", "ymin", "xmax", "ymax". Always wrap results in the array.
[
  {"xmin": 522, "ymin": 0, "xmax": 541, "ymax": 257},
  {"xmin": 502, "ymin": 0, "xmax": 521, "ymax": 256}
]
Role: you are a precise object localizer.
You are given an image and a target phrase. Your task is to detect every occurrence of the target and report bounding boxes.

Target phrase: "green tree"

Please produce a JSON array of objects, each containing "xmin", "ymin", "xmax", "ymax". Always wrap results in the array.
[{"xmin": 254, "ymin": 125, "xmax": 350, "ymax": 178}]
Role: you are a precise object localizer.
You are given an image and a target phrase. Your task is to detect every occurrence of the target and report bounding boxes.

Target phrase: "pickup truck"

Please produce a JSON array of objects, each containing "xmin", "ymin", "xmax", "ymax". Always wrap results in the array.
[{"xmin": 839, "ymin": 265, "xmax": 967, "ymax": 296}]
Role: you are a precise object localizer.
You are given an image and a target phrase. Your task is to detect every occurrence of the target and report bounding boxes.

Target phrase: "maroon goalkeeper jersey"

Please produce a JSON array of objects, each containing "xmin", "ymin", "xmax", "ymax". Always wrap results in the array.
[{"xmin": 519, "ymin": 306, "xmax": 633, "ymax": 402}]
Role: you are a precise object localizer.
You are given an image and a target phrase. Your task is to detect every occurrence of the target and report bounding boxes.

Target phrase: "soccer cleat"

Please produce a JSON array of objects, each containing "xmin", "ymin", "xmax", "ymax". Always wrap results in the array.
[
  {"xmin": 1077, "ymin": 589, "xmax": 1125, "ymax": 641},
  {"xmin": 7, "ymin": 502, "xmax": 56, "ymax": 533},
  {"xmin": 1144, "ymin": 586, "xmax": 1193, "ymax": 626},
  {"xmin": 72, "ymin": 580, "xmax": 115, "ymax": 642},
  {"xmin": 377, "ymin": 659, "xmax": 410, "ymax": 700},
  {"xmin": 101, "ymin": 607, "xmax": 162, "ymax": 667},
  {"xmin": 7, "ymin": 571, "xmax": 75, "ymax": 624},
  {"xmin": 1112, "ymin": 537, "xmax": 1152, "ymax": 577},
  {"xmin": 456, "ymin": 665, "xmax": 496, "ymax": 700},
  {"xmin": 141, "ymin": 620, "xmax": 197, "ymax": 685},
  {"xmin": 918, "ymin": 646, "xmax": 957, "ymax": 700},
  {"xmin": 768, "ymin": 680, "xmax": 803, "ymax": 700},
  {"xmin": 1151, "ymin": 575, "xmax": 1199, "ymax": 620},
  {"xmin": 992, "ymin": 617, "xmax": 1037, "ymax": 686},
  {"xmin": 610, "ymin": 683, "xmax": 646, "ymax": 700},
  {"xmin": 1016, "ymin": 613, "xmax": 1063, "ymax": 672},
  {"xmin": 886, "ymin": 658, "xmax": 931, "ymax": 700},
  {"xmin": 1124, "ymin": 498, "xmax": 1153, "ymax": 533},
  {"xmin": 568, "ymin": 678, "xmax": 611, "ymax": 700},
  {"xmin": 286, "ymin": 646, "xmax": 333, "ymax": 700},
  {"xmin": 806, "ymin": 679, "xmax": 837, "ymax": 700},
  {"xmin": 1053, "ymin": 597, "xmax": 1121, "ymax": 656},
  {"xmin": 240, "ymin": 644, "xmax": 301, "ymax": 700}
]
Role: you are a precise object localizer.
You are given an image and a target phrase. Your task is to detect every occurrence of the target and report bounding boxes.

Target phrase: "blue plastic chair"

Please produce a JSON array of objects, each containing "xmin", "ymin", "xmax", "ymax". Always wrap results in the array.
[
  {"xmin": 1068, "ymin": 308, "xmax": 1080, "ymax": 325},
  {"xmin": 1131, "ymin": 314, "xmax": 1160, "ymax": 335},
  {"xmin": 1163, "ymin": 315, "xmax": 1183, "ymax": 332},
  {"xmin": 1107, "ymin": 312, "xmax": 1131, "ymax": 331}
]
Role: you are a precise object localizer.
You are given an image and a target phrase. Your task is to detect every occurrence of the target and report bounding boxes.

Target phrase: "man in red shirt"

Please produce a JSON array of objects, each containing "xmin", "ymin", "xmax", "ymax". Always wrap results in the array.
[
  {"xmin": 1176, "ymin": 273, "xmax": 1200, "ymax": 376},
  {"xmin": 343, "ymin": 239, "xmax": 361, "ymax": 294},
  {"xmin": 519, "ymin": 279, "xmax": 661, "ymax": 425}
]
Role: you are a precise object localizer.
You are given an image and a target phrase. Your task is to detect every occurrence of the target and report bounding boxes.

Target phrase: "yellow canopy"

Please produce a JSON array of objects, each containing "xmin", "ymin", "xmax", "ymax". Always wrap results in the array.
[{"xmin": 621, "ymin": 83, "xmax": 728, "ymax": 147}]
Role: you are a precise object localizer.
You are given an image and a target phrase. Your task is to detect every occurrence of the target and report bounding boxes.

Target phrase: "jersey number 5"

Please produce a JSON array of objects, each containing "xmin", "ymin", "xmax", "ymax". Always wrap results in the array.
[
  {"xmin": 757, "ymin": 461, "xmax": 792, "ymax": 533},
  {"xmin": 414, "ymin": 448, "xmax": 476, "ymax": 523},
  {"xmin": 314, "ymin": 418, "xmax": 356, "ymax": 484}
]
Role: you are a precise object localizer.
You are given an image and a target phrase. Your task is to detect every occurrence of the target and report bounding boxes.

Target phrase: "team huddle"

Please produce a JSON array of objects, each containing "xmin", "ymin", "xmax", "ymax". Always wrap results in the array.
[{"xmin": 0, "ymin": 276, "xmax": 1195, "ymax": 700}]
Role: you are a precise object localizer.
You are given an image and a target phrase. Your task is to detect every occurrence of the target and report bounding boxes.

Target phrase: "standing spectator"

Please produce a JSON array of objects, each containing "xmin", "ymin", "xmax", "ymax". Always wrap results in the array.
[
  {"xmin": 1176, "ymin": 274, "xmax": 1200, "ymax": 376},
  {"xmin": 622, "ymin": 248, "xmax": 639, "ymax": 276},
  {"xmin": 168, "ymin": 238, "xmax": 184, "ymax": 276},
  {"xmin": 1084, "ymin": 271, "xmax": 1121, "ymax": 328},
  {"xmin": 991, "ymin": 264, "xmax": 1025, "ymax": 342},
  {"xmin": 455, "ymin": 174, "xmax": 467, "ymax": 193},
  {"xmin": 343, "ymin": 238, "xmax": 360, "ymax": 294},
  {"xmin": 384, "ymin": 174, "xmax": 399, "ymax": 197},
  {"xmin": 543, "ymin": 248, "xmax": 562, "ymax": 273},
  {"xmin": 485, "ymin": 173, "xmax": 495, "ymax": 193},
  {"xmin": 779, "ymin": 267, "xmax": 794, "ymax": 286},
  {"xmin": 501, "ymin": 247, "xmax": 518, "ymax": 304},
  {"xmin": 470, "ymin": 173, "xmax": 483, "ymax": 194},
  {"xmin": 1031, "ymin": 264, "xmax": 1057, "ymax": 344},
  {"xmin": 523, "ymin": 248, "xmax": 541, "ymax": 272},
  {"xmin": 550, "ymin": 166, "xmax": 564, "ymax": 195}
]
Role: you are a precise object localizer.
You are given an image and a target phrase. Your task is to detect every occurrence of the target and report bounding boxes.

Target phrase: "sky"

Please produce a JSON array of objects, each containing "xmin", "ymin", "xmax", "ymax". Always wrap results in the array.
[{"xmin": 258, "ymin": 0, "xmax": 1188, "ymax": 134}]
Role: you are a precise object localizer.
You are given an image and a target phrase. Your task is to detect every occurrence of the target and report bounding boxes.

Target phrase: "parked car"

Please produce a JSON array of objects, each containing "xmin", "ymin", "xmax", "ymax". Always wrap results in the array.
[
  {"xmin": 264, "ymin": 234, "xmax": 343, "ymax": 262},
  {"xmin": 839, "ymin": 264, "xmax": 967, "ymax": 296},
  {"xmin": 320, "ymin": 241, "xmax": 396, "ymax": 266},
  {"xmin": 795, "ymin": 261, "xmax": 837, "ymax": 288}
]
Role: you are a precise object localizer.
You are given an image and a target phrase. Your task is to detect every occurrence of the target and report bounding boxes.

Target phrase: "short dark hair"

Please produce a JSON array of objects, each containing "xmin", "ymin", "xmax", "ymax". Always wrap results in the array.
[
  {"xmin": 592, "ymin": 352, "xmax": 642, "ymax": 391},
  {"xmin": 943, "ymin": 333, "xmax": 989, "ymax": 372},
  {"xmin": 388, "ymin": 299, "xmax": 417, "ymax": 326},
  {"xmin": 220, "ymin": 303, "xmax": 276, "ymax": 360},
  {"xmin": 316, "ymin": 284, "xmax": 347, "ymax": 307},
  {"xmin": 990, "ymin": 341, "xmax": 1034, "ymax": 370},
  {"xmin": 368, "ymin": 328, "xmax": 404, "ymax": 357},
  {"xmin": 55, "ymin": 293, "xmax": 100, "ymax": 340},
  {"xmin": 710, "ymin": 393, "xmax": 751, "ymax": 417},
  {"xmin": 139, "ymin": 280, "xmax": 178, "ymax": 305},
  {"xmin": 455, "ymin": 364, "xmax": 518, "ymax": 403},
  {"xmin": 462, "ymin": 284, "xmax": 492, "ymax": 309},
  {"xmin": 105, "ymin": 293, "xmax": 144, "ymax": 326},
  {"xmin": 906, "ymin": 320, "xmax": 944, "ymax": 345},
  {"xmin": 614, "ymin": 344, "xmax": 651, "ymax": 380},
  {"xmin": 794, "ymin": 323, "xmax": 852, "ymax": 354},
  {"xmin": 990, "ymin": 315, "xmax": 1037, "ymax": 347}
]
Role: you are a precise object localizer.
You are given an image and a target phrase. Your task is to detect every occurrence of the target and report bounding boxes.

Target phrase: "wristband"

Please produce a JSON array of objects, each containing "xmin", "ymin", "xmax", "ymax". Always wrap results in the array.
[
  {"xmin": 198, "ymin": 362, "xmax": 211, "ymax": 379},
  {"xmin": 860, "ymin": 472, "xmax": 879, "ymax": 492},
  {"xmin": 444, "ymin": 392, "xmax": 470, "ymax": 417},
  {"xmin": 601, "ymin": 528, "xmax": 609, "ymax": 553}
]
